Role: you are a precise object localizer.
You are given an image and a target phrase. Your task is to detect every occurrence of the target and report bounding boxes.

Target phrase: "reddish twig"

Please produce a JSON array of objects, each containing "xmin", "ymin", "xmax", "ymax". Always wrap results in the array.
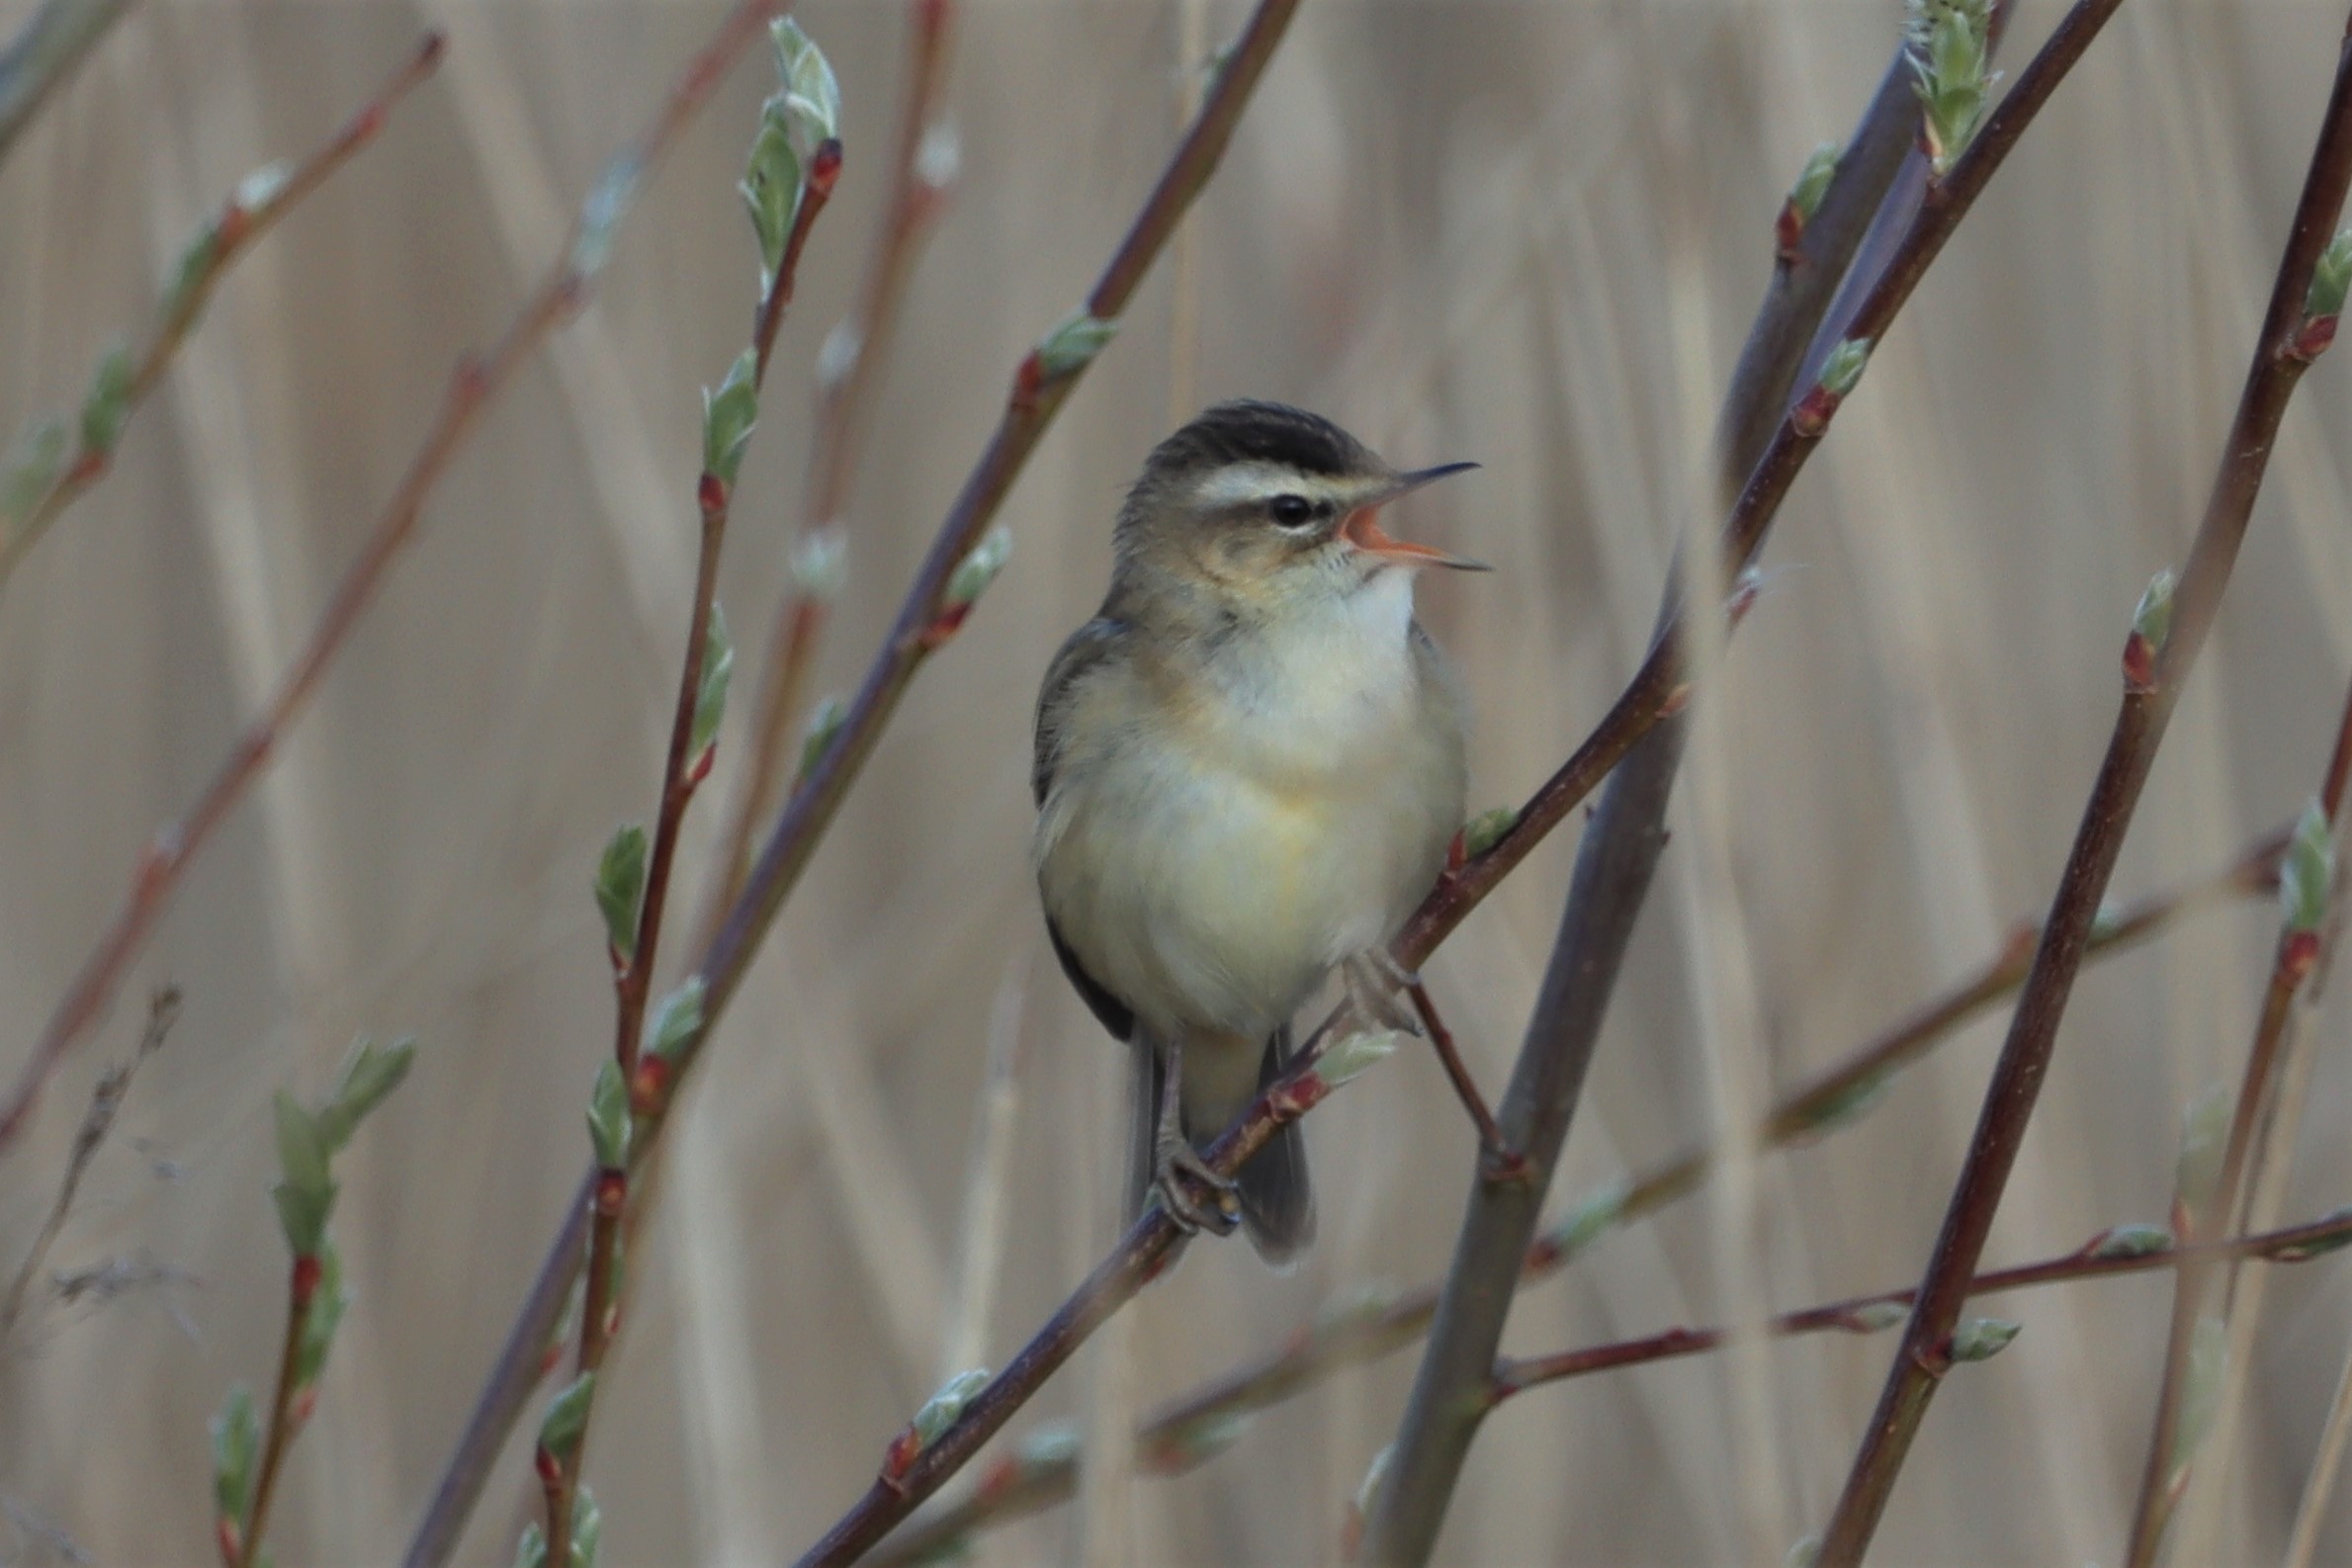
[
  {"xmin": 0, "ymin": 5, "xmax": 778, "ymax": 1159},
  {"xmin": 0, "ymin": 32, "xmax": 444, "ymax": 595},
  {"xmin": 230, "ymin": 1251, "xmax": 322, "ymax": 1568},
  {"xmin": 0, "ymin": 984, "xmax": 179, "ymax": 1340},
  {"xmin": 867, "ymin": 826, "xmax": 2278, "ymax": 1566},
  {"xmin": 1403, "ymin": 979, "xmax": 1518, "ymax": 1176},
  {"xmin": 402, "ymin": 7, "xmax": 1298, "ymax": 1564},
  {"xmin": 1817, "ymin": 14, "xmax": 2352, "ymax": 1562},
  {"xmin": 0, "ymin": 0, "xmax": 134, "ymax": 173}
]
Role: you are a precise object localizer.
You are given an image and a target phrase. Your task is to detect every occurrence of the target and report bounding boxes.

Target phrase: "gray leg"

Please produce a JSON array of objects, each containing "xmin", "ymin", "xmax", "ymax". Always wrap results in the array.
[{"xmin": 1150, "ymin": 1032, "xmax": 1239, "ymax": 1236}]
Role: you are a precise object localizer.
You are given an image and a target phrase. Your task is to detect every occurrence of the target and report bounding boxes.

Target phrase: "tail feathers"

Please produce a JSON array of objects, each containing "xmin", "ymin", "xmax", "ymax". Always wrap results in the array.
[
  {"xmin": 1236, "ymin": 1026, "xmax": 1315, "ymax": 1265},
  {"xmin": 1124, "ymin": 1024, "xmax": 1316, "ymax": 1266}
]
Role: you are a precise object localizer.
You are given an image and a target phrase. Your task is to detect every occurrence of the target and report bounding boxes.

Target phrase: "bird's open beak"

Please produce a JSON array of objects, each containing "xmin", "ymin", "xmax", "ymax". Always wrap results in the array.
[{"xmin": 1338, "ymin": 462, "xmax": 1490, "ymax": 571}]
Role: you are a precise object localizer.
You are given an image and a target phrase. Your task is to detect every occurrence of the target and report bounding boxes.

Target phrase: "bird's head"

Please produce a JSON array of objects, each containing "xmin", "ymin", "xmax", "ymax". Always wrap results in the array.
[{"xmin": 1112, "ymin": 400, "xmax": 1486, "ymax": 617}]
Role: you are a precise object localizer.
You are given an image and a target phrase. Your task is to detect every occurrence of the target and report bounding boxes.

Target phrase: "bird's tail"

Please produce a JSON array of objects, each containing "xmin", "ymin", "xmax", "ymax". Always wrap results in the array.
[
  {"xmin": 1124, "ymin": 1024, "xmax": 1316, "ymax": 1266},
  {"xmin": 1236, "ymin": 1025, "xmax": 1315, "ymax": 1265}
]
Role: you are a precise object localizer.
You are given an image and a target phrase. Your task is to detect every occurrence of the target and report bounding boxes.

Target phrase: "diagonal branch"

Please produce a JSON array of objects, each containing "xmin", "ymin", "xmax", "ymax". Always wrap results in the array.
[
  {"xmin": 0, "ymin": 0, "xmax": 134, "ymax": 171},
  {"xmin": 1816, "ymin": 12, "xmax": 2352, "ymax": 1563}
]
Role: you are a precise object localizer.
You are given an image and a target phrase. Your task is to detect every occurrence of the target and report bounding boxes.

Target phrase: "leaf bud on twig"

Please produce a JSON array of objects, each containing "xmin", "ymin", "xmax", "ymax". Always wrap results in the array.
[
  {"xmin": 1777, "ymin": 142, "xmax": 1840, "ymax": 262},
  {"xmin": 594, "ymin": 825, "xmax": 649, "ymax": 968},
  {"xmin": 2122, "ymin": 567, "xmax": 2175, "ymax": 693}
]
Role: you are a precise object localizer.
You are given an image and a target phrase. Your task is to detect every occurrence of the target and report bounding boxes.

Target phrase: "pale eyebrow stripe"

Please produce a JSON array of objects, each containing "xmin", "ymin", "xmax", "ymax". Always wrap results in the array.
[{"xmin": 1188, "ymin": 465, "xmax": 1359, "ymax": 509}]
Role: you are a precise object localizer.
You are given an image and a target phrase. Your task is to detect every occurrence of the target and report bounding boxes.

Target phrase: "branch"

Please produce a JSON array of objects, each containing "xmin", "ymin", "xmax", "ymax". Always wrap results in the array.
[
  {"xmin": 0, "ymin": 2, "xmax": 780, "ymax": 1160},
  {"xmin": 0, "ymin": 33, "xmax": 444, "ymax": 598},
  {"xmin": 865, "ymin": 827, "xmax": 2280, "ymax": 1567},
  {"xmin": 1816, "ymin": 12, "xmax": 2352, "ymax": 1562},
  {"xmin": 0, "ymin": 984, "xmax": 178, "ymax": 1340},
  {"xmin": 401, "ymin": 6, "xmax": 1300, "ymax": 1563},
  {"xmin": 0, "ymin": 0, "xmax": 133, "ymax": 172}
]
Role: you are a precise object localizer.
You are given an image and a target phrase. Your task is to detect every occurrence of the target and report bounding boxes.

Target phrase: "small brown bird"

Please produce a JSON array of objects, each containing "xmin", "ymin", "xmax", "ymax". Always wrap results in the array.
[{"xmin": 1031, "ymin": 400, "xmax": 1483, "ymax": 1263}]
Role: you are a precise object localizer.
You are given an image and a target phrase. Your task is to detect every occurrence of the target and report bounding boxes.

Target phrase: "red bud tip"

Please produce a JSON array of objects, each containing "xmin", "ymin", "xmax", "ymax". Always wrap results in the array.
[
  {"xmin": 1788, "ymin": 385, "xmax": 1840, "ymax": 439},
  {"xmin": 2291, "ymin": 314, "xmax": 2339, "ymax": 363},
  {"xmin": 601, "ymin": 1302, "xmax": 620, "ymax": 1339},
  {"xmin": 1774, "ymin": 199, "xmax": 1805, "ymax": 265},
  {"xmin": 2122, "ymin": 631, "xmax": 2159, "ymax": 693},
  {"xmin": 1656, "ymin": 682, "xmax": 1694, "ymax": 719},
  {"xmin": 539, "ymin": 1343, "xmax": 565, "ymax": 1377},
  {"xmin": 699, "ymin": 472, "xmax": 728, "ymax": 514},
  {"xmin": 215, "ymin": 206, "xmax": 252, "ymax": 248},
  {"xmin": 292, "ymin": 1253, "xmax": 323, "ymax": 1308},
  {"xmin": 882, "ymin": 1428, "xmax": 921, "ymax": 1483},
  {"xmin": 1444, "ymin": 828, "xmax": 1467, "ymax": 872},
  {"xmin": 810, "ymin": 139, "xmax": 844, "ymax": 197},
  {"xmin": 594, "ymin": 1170, "xmax": 627, "ymax": 1217},
  {"xmin": 918, "ymin": 602, "xmax": 972, "ymax": 650},
  {"xmin": 534, "ymin": 1443, "xmax": 563, "ymax": 1488},
  {"xmin": 631, "ymin": 1058, "xmax": 667, "ymax": 1116},
  {"xmin": 2284, "ymin": 929, "xmax": 2321, "ymax": 984},
  {"xmin": 290, "ymin": 1384, "xmax": 319, "ymax": 1429},
  {"xmin": 975, "ymin": 1455, "xmax": 1023, "ymax": 1503},
  {"xmin": 217, "ymin": 1517, "xmax": 241, "ymax": 1566},
  {"xmin": 1269, "ymin": 1075, "xmax": 1327, "ymax": 1119},
  {"xmin": 1010, "ymin": 352, "xmax": 1044, "ymax": 411},
  {"xmin": 687, "ymin": 744, "xmax": 716, "ymax": 786}
]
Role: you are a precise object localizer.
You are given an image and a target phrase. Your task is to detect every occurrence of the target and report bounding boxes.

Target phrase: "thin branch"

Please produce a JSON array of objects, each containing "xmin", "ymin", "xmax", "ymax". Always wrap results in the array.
[
  {"xmin": 402, "ymin": 7, "xmax": 1299, "ymax": 1563},
  {"xmin": 0, "ymin": 984, "xmax": 178, "ymax": 1340},
  {"xmin": 1817, "ymin": 14, "xmax": 2352, "ymax": 1562},
  {"xmin": 867, "ymin": 826, "xmax": 2277, "ymax": 1566},
  {"xmin": 2121, "ymin": 666, "xmax": 2352, "ymax": 1559},
  {"xmin": 546, "ymin": 127, "xmax": 844, "ymax": 1568},
  {"xmin": 229, "ymin": 1253, "xmax": 320, "ymax": 1568},
  {"xmin": 0, "ymin": 3, "xmax": 777, "ymax": 1160},
  {"xmin": 1491, "ymin": 1212, "xmax": 2352, "ymax": 1400},
  {"xmin": 0, "ymin": 32, "xmax": 444, "ymax": 596},
  {"xmin": 0, "ymin": 0, "xmax": 134, "ymax": 172}
]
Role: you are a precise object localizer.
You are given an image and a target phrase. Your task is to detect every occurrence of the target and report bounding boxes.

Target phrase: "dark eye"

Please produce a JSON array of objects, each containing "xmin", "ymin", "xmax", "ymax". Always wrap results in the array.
[{"xmin": 1269, "ymin": 493, "xmax": 1315, "ymax": 529}]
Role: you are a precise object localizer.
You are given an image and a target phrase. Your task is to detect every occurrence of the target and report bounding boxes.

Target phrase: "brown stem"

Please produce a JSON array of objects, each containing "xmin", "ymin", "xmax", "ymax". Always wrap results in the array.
[
  {"xmin": 700, "ymin": 0, "xmax": 957, "ymax": 937},
  {"xmin": 0, "ymin": 1, "xmax": 761, "ymax": 1159},
  {"xmin": 0, "ymin": 32, "xmax": 444, "ymax": 596},
  {"xmin": 865, "ymin": 830, "xmax": 2276, "ymax": 1568},
  {"xmin": 2120, "ymin": 672, "xmax": 2352, "ymax": 1561},
  {"xmin": 1403, "ymin": 979, "xmax": 1515, "ymax": 1173},
  {"xmin": 1817, "ymin": 13, "xmax": 2352, "ymax": 1563},
  {"xmin": 234, "ymin": 1254, "xmax": 319, "ymax": 1568}
]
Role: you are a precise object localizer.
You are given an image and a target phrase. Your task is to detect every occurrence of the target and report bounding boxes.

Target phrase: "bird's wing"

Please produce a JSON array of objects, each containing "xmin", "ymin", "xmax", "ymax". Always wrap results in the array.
[
  {"xmin": 1032, "ymin": 615, "xmax": 1130, "ymax": 807},
  {"xmin": 1033, "ymin": 616, "xmax": 1139, "ymax": 1042}
]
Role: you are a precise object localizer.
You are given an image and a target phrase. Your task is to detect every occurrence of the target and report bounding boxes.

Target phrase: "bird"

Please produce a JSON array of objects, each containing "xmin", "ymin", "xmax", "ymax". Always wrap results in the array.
[{"xmin": 1031, "ymin": 398, "xmax": 1485, "ymax": 1263}]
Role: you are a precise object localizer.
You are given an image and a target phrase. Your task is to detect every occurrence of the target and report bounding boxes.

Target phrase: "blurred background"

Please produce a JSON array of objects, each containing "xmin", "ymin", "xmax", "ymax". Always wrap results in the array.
[{"xmin": 3, "ymin": 0, "xmax": 2352, "ymax": 1563}]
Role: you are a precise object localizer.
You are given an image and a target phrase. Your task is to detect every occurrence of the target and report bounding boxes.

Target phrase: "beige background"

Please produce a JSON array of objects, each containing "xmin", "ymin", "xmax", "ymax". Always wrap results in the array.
[{"xmin": 3, "ymin": 1, "xmax": 2352, "ymax": 1563}]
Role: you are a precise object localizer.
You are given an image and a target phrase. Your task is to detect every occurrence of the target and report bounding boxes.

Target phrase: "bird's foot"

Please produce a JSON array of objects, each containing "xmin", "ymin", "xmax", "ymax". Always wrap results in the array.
[
  {"xmin": 1152, "ymin": 1139, "xmax": 1240, "ymax": 1237},
  {"xmin": 1343, "ymin": 949, "xmax": 1425, "ymax": 1036}
]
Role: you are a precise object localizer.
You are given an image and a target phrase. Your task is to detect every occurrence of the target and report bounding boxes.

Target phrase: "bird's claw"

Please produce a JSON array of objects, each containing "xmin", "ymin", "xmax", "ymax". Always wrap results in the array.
[
  {"xmin": 1344, "ymin": 950, "xmax": 1424, "ymax": 1036},
  {"xmin": 1152, "ymin": 1142, "xmax": 1239, "ymax": 1236}
]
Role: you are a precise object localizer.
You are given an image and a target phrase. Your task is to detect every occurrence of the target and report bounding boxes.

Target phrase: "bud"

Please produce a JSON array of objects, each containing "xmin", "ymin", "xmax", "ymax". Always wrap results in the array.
[
  {"xmin": 943, "ymin": 525, "xmax": 1013, "ymax": 610},
  {"xmin": 2086, "ymin": 1223, "xmax": 2175, "ymax": 1260},
  {"xmin": 2172, "ymin": 1315, "xmax": 2226, "ymax": 1470},
  {"xmin": 538, "ymin": 1371, "xmax": 597, "ymax": 1466},
  {"xmin": 702, "ymin": 349, "xmax": 759, "ymax": 488},
  {"xmin": 595, "ymin": 825, "xmax": 649, "ymax": 965},
  {"xmin": 769, "ymin": 19, "xmax": 841, "ymax": 166},
  {"xmin": 1777, "ymin": 143, "xmax": 1840, "ymax": 259},
  {"xmin": 1906, "ymin": 0, "xmax": 2000, "ymax": 176},
  {"xmin": 587, "ymin": 1060, "xmax": 631, "ymax": 1171},
  {"xmin": 293, "ymin": 1241, "xmax": 349, "ymax": 1394},
  {"xmin": 1315, "ymin": 1028, "xmax": 1406, "ymax": 1092},
  {"xmin": 1459, "ymin": 805, "xmax": 1519, "ymax": 860},
  {"xmin": 1945, "ymin": 1316, "xmax": 2021, "ymax": 1363},
  {"xmin": 740, "ymin": 115, "xmax": 801, "ymax": 289},
  {"xmin": 2123, "ymin": 567, "xmax": 2176, "ymax": 693},
  {"xmin": 1846, "ymin": 1301, "xmax": 1908, "ymax": 1334},
  {"xmin": 691, "ymin": 604, "xmax": 734, "ymax": 766},
  {"xmin": 211, "ymin": 1383, "xmax": 260, "ymax": 1527},
  {"xmin": 569, "ymin": 1486, "xmax": 602, "ymax": 1568},
  {"xmin": 913, "ymin": 1366, "xmax": 991, "ymax": 1449},
  {"xmin": 2305, "ymin": 227, "xmax": 2352, "ymax": 322},
  {"xmin": 271, "ymin": 1092, "xmax": 336, "ymax": 1258},
  {"xmin": 798, "ymin": 695, "xmax": 849, "ymax": 784},
  {"xmin": 1791, "ymin": 338, "xmax": 1871, "ymax": 437},
  {"xmin": 512, "ymin": 1522, "xmax": 548, "ymax": 1568},
  {"xmin": 2174, "ymin": 1082, "xmax": 2230, "ymax": 1218},
  {"xmin": 1035, "ymin": 310, "xmax": 1119, "ymax": 381},
  {"xmin": 790, "ymin": 526, "xmax": 848, "ymax": 601},
  {"xmin": 317, "ymin": 1036, "xmax": 416, "ymax": 1151},
  {"xmin": 644, "ymin": 977, "xmax": 708, "ymax": 1068},
  {"xmin": 232, "ymin": 159, "xmax": 293, "ymax": 217},
  {"xmin": 916, "ymin": 120, "xmax": 962, "ymax": 193},
  {"xmin": 2279, "ymin": 797, "xmax": 2333, "ymax": 937},
  {"xmin": 569, "ymin": 153, "xmax": 642, "ymax": 285},
  {"xmin": 79, "ymin": 342, "xmax": 133, "ymax": 460}
]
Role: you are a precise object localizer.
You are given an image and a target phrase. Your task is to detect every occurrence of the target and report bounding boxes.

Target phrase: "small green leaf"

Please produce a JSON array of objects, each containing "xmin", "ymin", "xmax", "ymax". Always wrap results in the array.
[
  {"xmin": 1905, "ymin": 0, "xmax": 1999, "ymax": 175},
  {"xmin": 231, "ymin": 159, "xmax": 293, "ymax": 216},
  {"xmin": 569, "ymin": 1485, "xmax": 602, "ymax": 1568},
  {"xmin": 691, "ymin": 604, "xmax": 734, "ymax": 761},
  {"xmin": 0, "ymin": 416, "xmax": 66, "ymax": 530},
  {"xmin": 1035, "ymin": 310, "xmax": 1118, "ymax": 380},
  {"xmin": 211, "ymin": 1382, "xmax": 260, "ymax": 1523},
  {"xmin": 538, "ymin": 1370, "xmax": 597, "ymax": 1464},
  {"xmin": 1316, "ymin": 1028, "xmax": 1406, "ymax": 1091},
  {"xmin": 1848, "ymin": 1301, "xmax": 1908, "ymax": 1333},
  {"xmin": 1460, "ymin": 805, "xmax": 1518, "ymax": 860},
  {"xmin": 2175, "ymin": 1082, "xmax": 2230, "ymax": 1215},
  {"xmin": 2173, "ymin": 1315, "xmax": 2227, "ymax": 1470},
  {"xmin": 798, "ymin": 695, "xmax": 848, "ymax": 783},
  {"xmin": 595, "ymin": 825, "xmax": 649, "ymax": 963},
  {"xmin": 317, "ymin": 1036, "xmax": 416, "ymax": 1151},
  {"xmin": 295, "ymin": 1241, "xmax": 349, "ymax": 1391},
  {"xmin": 943, "ymin": 525, "xmax": 1013, "ymax": 610},
  {"xmin": 768, "ymin": 19, "xmax": 841, "ymax": 159},
  {"xmin": 2308, "ymin": 227, "xmax": 2352, "ymax": 321},
  {"xmin": 163, "ymin": 218, "xmax": 221, "ymax": 323},
  {"xmin": 1946, "ymin": 1316, "xmax": 2020, "ymax": 1363},
  {"xmin": 2280, "ymin": 797, "xmax": 2334, "ymax": 935},
  {"xmin": 913, "ymin": 1367, "xmax": 991, "ymax": 1447},
  {"xmin": 644, "ymin": 977, "xmax": 707, "ymax": 1066},
  {"xmin": 1787, "ymin": 143, "xmax": 1839, "ymax": 221},
  {"xmin": 701, "ymin": 348, "xmax": 760, "ymax": 487},
  {"xmin": 274, "ymin": 1092, "xmax": 331, "ymax": 1196},
  {"xmin": 1816, "ymin": 336, "xmax": 1873, "ymax": 398},
  {"xmin": 512, "ymin": 1521, "xmax": 548, "ymax": 1568},
  {"xmin": 587, "ymin": 1060, "xmax": 630, "ymax": 1171},
  {"xmin": 2132, "ymin": 568, "xmax": 2177, "ymax": 653},
  {"xmin": 79, "ymin": 342, "xmax": 133, "ymax": 459},
  {"xmin": 740, "ymin": 115, "xmax": 800, "ymax": 286},
  {"xmin": 1545, "ymin": 1178, "xmax": 1631, "ymax": 1260},
  {"xmin": 2087, "ymin": 1223, "xmax": 2176, "ymax": 1260},
  {"xmin": 272, "ymin": 1177, "xmax": 336, "ymax": 1260}
]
